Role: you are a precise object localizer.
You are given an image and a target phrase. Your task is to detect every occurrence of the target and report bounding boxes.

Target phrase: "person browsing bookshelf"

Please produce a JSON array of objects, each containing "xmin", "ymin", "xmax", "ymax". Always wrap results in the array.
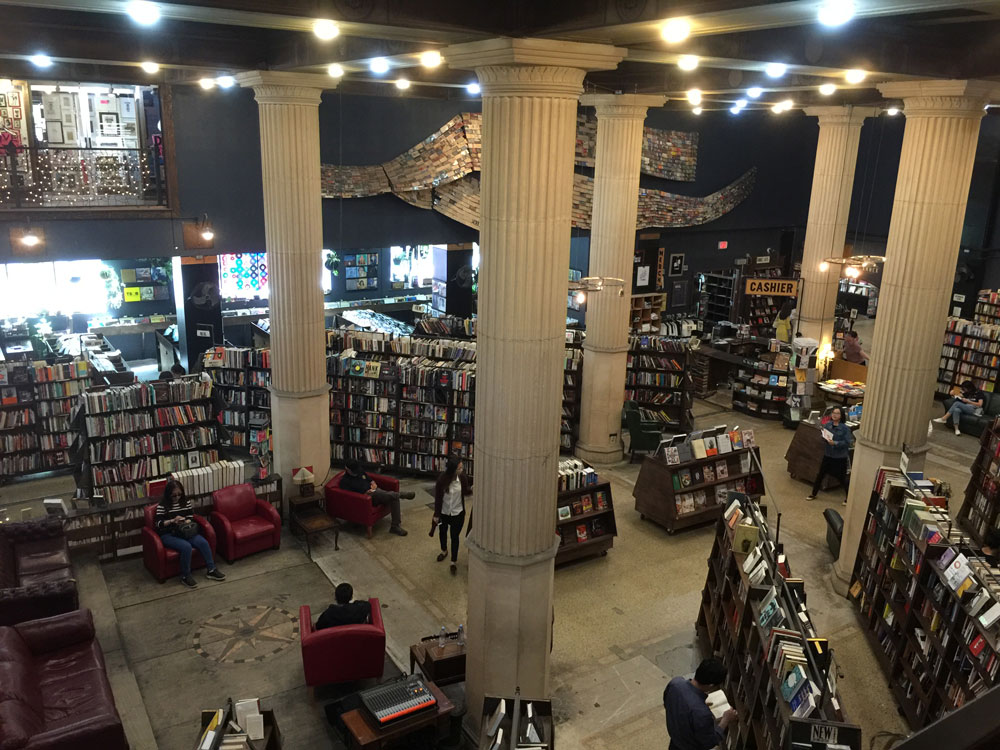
[
  {"xmin": 773, "ymin": 300, "xmax": 796, "ymax": 344},
  {"xmin": 154, "ymin": 478, "xmax": 226, "ymax": 588},
  {"xmin": 933, "ymin": 380, "xmax": 985, "ymax": 436},
  {"xmin": 663, "ymin": 658, "xmax": 737, "ymax": 750},
  {"xmin": 339, "ymin": 459, "xmax": 415, "ymax": 536},
  {"xmin": 806, "ymin": 406, "xmax": 853, "ymax": 503},
  {"xmin": 315, "ymin": 582, "xmax": 371, "ymax": 629},
  {"xmin": 432, "ymin": 456, "xmax": 472, "ymax": 575}
]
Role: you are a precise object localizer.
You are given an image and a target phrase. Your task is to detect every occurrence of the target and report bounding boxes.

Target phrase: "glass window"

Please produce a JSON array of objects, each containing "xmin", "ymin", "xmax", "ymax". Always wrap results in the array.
[
  {"xmin": 53, "ymin": 260, "xmax": 112, "ymax": 314},
  {"xmin": 2, "ymin": 262, "xmax": 57, "ymax": 317}
]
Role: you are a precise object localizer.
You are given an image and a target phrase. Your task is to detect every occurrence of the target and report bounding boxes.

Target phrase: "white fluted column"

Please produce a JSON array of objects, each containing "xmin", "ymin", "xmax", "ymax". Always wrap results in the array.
[
  {"xmin": 575, "ymin": 94, "xmax": 665, "ymax": 465},
  {"xmin": 236, "ymin": 71, "xmax": 333, "ymax": 491},
  {"xmin": 833, "ymin": 81, "xmax": 999, "ymax": 592},
  {"xmin": 798, "ymin": 106, "xmax": 874, "ymax": 349},
  {"xmin": 446, "ymin": 38, "xmax": 624, "ymax": 730}
]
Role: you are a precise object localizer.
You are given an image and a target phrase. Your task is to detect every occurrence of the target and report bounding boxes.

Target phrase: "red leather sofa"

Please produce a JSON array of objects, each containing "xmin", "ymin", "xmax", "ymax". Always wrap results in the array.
[
  {"xmin": 141, "ymin": 504, "xmax": 217, "ymax": 582},
  {"xmin": 299, "ymin": 598, "xmax": 385, "ymax": 686},
  {"xmin": 324, "ymin": 472, "xmax": 394, "ymax": 538},
  {"xmin": 210, "ymin": 483, "xmax": 282, "ymax": 562},
  {"xmin": 0, "ymin": 609, "xmax": 128, "ymax": 750},
  {"xmin": 0, "ymin": 517, "xmax": 78, "ymax": 626}
]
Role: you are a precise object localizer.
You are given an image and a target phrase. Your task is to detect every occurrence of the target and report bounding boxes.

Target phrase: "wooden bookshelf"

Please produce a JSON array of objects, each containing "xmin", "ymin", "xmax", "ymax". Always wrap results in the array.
[
  {"xmin": 937, "ymin": 317, "xmax": 1000, "ymax": 397},
  {"xmin": 784, "ymin": 341, "xmax": 817, "ymax": 427},
  {"xmin": 958, "ymin": 417, "xmax": 1000, "ymax": 545},
  {"xmin": 849, "ymin": 466, "xmax": 1000, "ymax": 729},
  {"xmin": 698, "ymin": 271, "xmax": 738, "ymax": 324},
  {"xmin": 204, "ymin": 346, "xmax": 274, "ymax": 476},
  {"xmin": 625, "ymin": 335, "xmax": 692, "ymax": 432},
  {"xmin": 739, "ymin": 264, "xmax": 787, "ymax": 338},
  {"xmin": 561, "ymin": 346, "xmax": 582, "ymax": 454},
  {"xmin": 629, "ymin": 293, "xmax": 666, "ymax": 334},
  {"xmin": 732, "ymin": 344, "xmax": 791, "ymax": 421},
  {"xmin": 555, "ymin": 480, "xmax": 617, "ymax": 564},
  {"xmin": 973, "ymin": 289, "xmax": 1000, "ymax": 326}
]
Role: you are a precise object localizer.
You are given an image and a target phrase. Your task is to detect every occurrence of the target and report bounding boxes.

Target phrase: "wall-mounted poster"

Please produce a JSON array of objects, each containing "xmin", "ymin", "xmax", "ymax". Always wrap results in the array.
[
  {"xmin": 135, "ymin": 267, "xmax": 152, "ymax": 282},
  {"xmin": 670, "ymin": 280, "xmax": 690, "ymax": 309},
  {"xmin": 120, "ymin": 268, "xmax": 137, "ymax": 283},
  {"xmin": 636, "ymin": 266, "xmax": 650, "ymax": 287},
  {"xmin": 8, "ymin": 91, "xmax": 21, "ymax": 108},
  {"xmin": 120, "ymin": 97, "xmax": 136, "ymax": 119},
  {"xmin": 124, "ymin": 287, "xmax": 141, "ymax": 302},
  {"xmin": 99, "ymin": 112, "xmax": 120, "ymax": 136},
  {"xmin": 669, "ymin": 253, "xmax": 685, "ymax": 277},
  {"xmin": 45, "ymin": 120, "xmax": 64, "ymax": 144}
]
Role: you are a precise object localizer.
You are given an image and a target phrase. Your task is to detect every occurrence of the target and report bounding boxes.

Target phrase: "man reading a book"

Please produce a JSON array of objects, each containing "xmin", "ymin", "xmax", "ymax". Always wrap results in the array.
[
  {"xmin": 316, "ymin": 582, "xmax": 370, "ymax": 629},
  {"xmin": 663, "ymin": 658, "xmax": 737, "ymax": 750},
  {"xmin": 340, "ymin": 459, "xmax": 414, "ymax": 536}
]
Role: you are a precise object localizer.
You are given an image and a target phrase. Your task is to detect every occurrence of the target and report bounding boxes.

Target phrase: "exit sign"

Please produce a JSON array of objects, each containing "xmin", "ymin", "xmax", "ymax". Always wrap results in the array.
[{"xmin": 718, "ymin": 241, "xmax": 728, "ymax": 250}]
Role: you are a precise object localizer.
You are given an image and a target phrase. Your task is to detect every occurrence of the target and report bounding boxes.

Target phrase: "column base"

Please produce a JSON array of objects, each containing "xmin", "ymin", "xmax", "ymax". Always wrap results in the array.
[
  {"xmin": 271, "ymin": 386, "xmax": 330, "ymax": 494},
  {"xmin": 462, "ymin": 535, "xmax": 559, "ymax": 738},
  {"xmin": 575, "ymin": 440, "xmax": 624, "ymax": 466}
]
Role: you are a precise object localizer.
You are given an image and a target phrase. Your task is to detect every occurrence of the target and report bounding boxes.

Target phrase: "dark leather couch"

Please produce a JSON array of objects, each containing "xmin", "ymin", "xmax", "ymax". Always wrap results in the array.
[
  {"xmin": 942, "ymin": 394, "xmax": 1000, "ymax": 437},
  {"xmin": 0, "ymin": 609, "xmax": 128, "ymax": 750},
  {"xmin": 0, "ymin": 518, "xmax": 78, "ymax": 627}
]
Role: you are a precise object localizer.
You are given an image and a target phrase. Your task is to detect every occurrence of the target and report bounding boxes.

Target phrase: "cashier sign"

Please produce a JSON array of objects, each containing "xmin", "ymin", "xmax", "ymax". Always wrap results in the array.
[{"xmin": 744, "ymin": 278, "xmax": 798, "ymax": 297}]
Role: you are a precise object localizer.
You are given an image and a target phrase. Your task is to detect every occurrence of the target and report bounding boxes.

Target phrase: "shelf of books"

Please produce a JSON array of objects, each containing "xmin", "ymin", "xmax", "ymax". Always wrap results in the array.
[
  {"xmin": 973, "ymin": 289, "xmax": 1000, "ymax": 326},
  {"xmin": 78, "ymin": 376, "xmax": 220, "ymax": 503},
  {"xmin": 204, "ymin": 347, "xmax": 250, "ymax": 448},
  {"xmin": 849, "ymin": 466, "xmax": 1000, "ymax": 729},
  {"xmin": 784, "ymin": 340, "xmax": 817, "ymax": 426},
  {"xmin": 633, "ymin": 427, "xmax": 762, "ymax": 534},
  {"xmin": 328, "ymin": 353, "xmax": 400, "ymax": 471},
  {"xmin": 937, "ymin": 317, "xmax": 1000, "ymax": 397},
  {"xmin": 957, "ymin": 417, "xmax": 1000, "ymax": 545},
  {"xmin": 562, "ymin": 347, "xmax": 582, "ymax": 454},
  {"xmin": 732, "ymin": 341, "xmax": 790, "ymax": 421},
  {"xmin": 555, "ymin": 459, "xmax": 616, "ymax": 565},
  {"xmin": 698, "ymin": 271, "xmax": 738, "ymax": 324},
  {"xmin": 740, "ymin": 266, "xmax": 787, "ymax": 338},
  {"xmin": 625, "ymin": 335, "xmax": 692, "ymax": 432},
  {"xmin": 697, "ymin": 494, "xmax": 860, "ymax": 749}
]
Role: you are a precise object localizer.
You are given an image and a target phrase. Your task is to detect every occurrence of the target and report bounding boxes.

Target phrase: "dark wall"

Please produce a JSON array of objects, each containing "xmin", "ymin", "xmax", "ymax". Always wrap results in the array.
[{"xmin": 847, "ymin": 115, "xmax": 905, "ymax": 242}]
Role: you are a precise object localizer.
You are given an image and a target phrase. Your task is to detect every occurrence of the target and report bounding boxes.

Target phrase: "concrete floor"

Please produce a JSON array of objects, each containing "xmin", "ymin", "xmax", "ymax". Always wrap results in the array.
[{"xmin": 0, "ymin": 390, "xmax": 979, "ymax": 749}]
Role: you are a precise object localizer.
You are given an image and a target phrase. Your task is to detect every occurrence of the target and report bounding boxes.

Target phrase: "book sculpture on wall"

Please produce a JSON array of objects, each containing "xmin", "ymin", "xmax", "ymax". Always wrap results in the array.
[{"xmin": 320, "ymin": 111, "xmax": 756, "ymax": 231}]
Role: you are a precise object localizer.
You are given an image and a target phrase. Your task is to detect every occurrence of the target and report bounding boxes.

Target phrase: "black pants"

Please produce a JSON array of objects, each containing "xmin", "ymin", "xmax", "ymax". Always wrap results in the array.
[
  {"xmin": 371, "ymin": 489, "xmax": 402, "ymax": 526},
  {"xmin": 812, "ymin": 455, "xmax": 850, "ymax": 496},
  {"xmin": 438, "ymin": 512, "xmax": 465, "ymax": 562}
]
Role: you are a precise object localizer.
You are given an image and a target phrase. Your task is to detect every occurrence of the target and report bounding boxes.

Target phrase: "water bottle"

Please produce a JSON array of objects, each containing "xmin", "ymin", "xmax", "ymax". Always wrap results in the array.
[
  {"xmin": 438, "ymin": 625, "xmax": 447, "ymax": 648},
  {"xmin": 457, "ymin": 624, "xmax": 465, "ymax": 646}
]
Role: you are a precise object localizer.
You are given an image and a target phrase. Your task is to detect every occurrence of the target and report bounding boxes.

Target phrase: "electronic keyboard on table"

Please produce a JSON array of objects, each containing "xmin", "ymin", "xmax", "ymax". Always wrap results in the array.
[{"xmin": 360, "ymin": 676, "xmax": 437, "ymax": 725}]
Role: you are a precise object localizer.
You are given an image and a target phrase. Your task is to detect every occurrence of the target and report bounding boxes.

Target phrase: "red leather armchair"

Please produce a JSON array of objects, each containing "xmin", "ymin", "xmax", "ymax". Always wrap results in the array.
[
  {"xmin": 0, "ymin": 609, "xmax": 128, "ymax": 750},
  {"xmin": 299, "ymin": 598, "xmax": 385, "ymax": 686},
  {"xmin": 210, "ymin": 483, "xmax": 282, "ymax": 562},
  {"xmin": 324, "ymin": 472, "xmax": 395, "ymax": 538},
  {"xmin": 141, "ymin": 504, "xmax": 217, "ymax": 582}
]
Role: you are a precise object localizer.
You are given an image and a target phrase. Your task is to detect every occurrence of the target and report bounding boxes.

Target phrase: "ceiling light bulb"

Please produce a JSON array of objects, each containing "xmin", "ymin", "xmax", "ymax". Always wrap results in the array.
[
  {"xmin": 200, "ymin": 229, "xmax": 214, "ymax": 241},
  {"xmin": 677, "ymin": 55, "xmax": 699, "ymax": 71},
  {"xmin": 216, "ymin": 75, "xmax": 235, "ymax": 88},
  {"xmin": 21, "ymin": 232, "xmax": 40, "ymax": 247},
  {"xmin": 819, "ymin": 262, "xmax": 830, "ymax": 272},
  {"xmin": 747, "ymin": 87, "xmax": 763, "ymax": 98},
  {"xmin": 692, "ymin": 107, "xmax": 702, "ymax": 115},
  {"xmin": 886, "ymin": 107, "xmax": 899, "ymax": 116},
  {"xmin": 420, "ymin": 50, "xmax": 442, "ymax": 68},
  {"xmin": 466, "ymin": 82, "xmax": 481, "ymax": 95},
  {"xmin": 29, "ymin": 54, "xmax": 52, "ymax": 68},
  {"xmin": 819, "ymin": 83, "xmax": 836, "ymax": 96},
  {"xmin": 764, "ymin": 62, "xmax": 787, "ymax": 78},
  {"xmin": 312, "ymin": 19, "xmax": 339, "ymax": 40},
  {"xmin": 126, "ymin": 1, "xmax": 160, "ymax": 26},
  {"xmin": 780, "ymin": 98, "xmax": 794, "ymax": 111},
  {"xmin": 575, "ymin": 291, "xmax": 586, "ymax": 304},
  {"xmin": 771, "ymin": 103, "xmax": 784, "ymax": 114},
  {"xmin": 735, "ymin": 99, "xmax": 747, "ymax": 109},
  {"xmin": 844, "ymin": 69, "xmax": 866, "ymax": 84},
  {"xmin": 370, "ymin": 57, "xmax": 390, "ymax": 74},
  {"xmin": 328, "ymin": 63, "xmax": 344, "ymax": 77},
  {"xmin": 818, "ymin": 0, "xmax": 855, "ymax": 27},
  {"xmin": 730, "ymin": 106, "xmax": 742, "ymax": 114},
  {"xmin": 686, "ymin": 88, "xmax": 702, "ymax": 105},
  {"xmin": 395, "ymin": 78, "xmax": 410, "ymax": 90},
  {"xmin": 140, "ymin": 61, "xmax": 159, "ymax": 74},
  {"xmin": 198, "ymin": 78, "xmax": 215, "ymax": 90},
  {"xmin": 661, "ymin": 18, "xmax": 691, "ymax": 44}
]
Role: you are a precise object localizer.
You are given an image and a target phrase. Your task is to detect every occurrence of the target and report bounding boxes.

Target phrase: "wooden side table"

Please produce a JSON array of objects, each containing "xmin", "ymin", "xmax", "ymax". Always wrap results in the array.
[
  {"xmin": 409, "ymin": 637, "xmax": 467, "ymax": 686},
  {"xmin": 341, "ymin": 680, "xmax": 453, "ymax": 750},
  {"xmin": 289, "ymin": 496, "xmax": 339, "ymax": 556}
]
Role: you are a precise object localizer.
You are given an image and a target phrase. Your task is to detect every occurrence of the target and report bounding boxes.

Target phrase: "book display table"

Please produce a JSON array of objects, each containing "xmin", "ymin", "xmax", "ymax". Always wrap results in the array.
[
  {"xmin": 555, "ymin": 460, "xmax": 617, "ymax": 565},
  {"xmin": 409, "ymin": 634, "xmax": 467, "ymax": 686},
  {"xmin": 342, "ymin": 680, "xmax": 453, "ymax": 750}
]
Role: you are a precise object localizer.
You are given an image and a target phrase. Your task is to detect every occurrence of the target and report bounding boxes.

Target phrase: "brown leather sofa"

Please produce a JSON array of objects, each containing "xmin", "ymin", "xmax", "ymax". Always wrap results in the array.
[
  {"xmin": 0, "ymin": 517, "xmax": 78, "ymax": 627},
  {"xmin": 0, "ymin": 609, "xmax": 128, "ymax": 749}
]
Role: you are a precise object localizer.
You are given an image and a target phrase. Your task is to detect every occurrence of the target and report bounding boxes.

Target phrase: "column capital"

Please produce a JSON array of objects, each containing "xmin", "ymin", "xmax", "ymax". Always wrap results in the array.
[
  {"xmin": 580, "ymin": 93, "xmax": 666, "ymax": 118},
  {"xmin": 445, "ymin": 37, "xmax": 625, "ymax": 98},
  {"xmin": 235, "ymin": 71, "xmax": 333, "ymax": 105},
  {"xmin": 878, "ymin": 79, "xmax": 1000, "ymax": 118},
  {"xmin": 803, "ymin": 105, "xmax": 877, "ymax": 127}
]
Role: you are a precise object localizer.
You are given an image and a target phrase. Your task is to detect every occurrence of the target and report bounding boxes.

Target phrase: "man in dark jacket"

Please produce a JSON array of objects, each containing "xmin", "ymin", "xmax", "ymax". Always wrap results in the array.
[
  {"xmin": 316, "ymin": 583, "xmax": 371, "ymax": 629},
  {"xmin": 340, "ymin": 459, "xmax": 414, "ymax": 536}
]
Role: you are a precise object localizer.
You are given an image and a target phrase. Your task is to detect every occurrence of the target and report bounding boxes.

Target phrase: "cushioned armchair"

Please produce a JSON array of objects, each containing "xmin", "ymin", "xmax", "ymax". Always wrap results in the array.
[
  {"xmin": 324, "ymin": 472, "xmax": 395, "ymax": 538},
  {"xmin": 299, "ymin": 598, "xmax": 385, "ymax": 686},
  {"xmin": 942, "ymin": 394, "xmax": 1000, "ymax": 437},
  {"xmin": 141, "ymin": 504, "xmax": 217, "ymax": 582},
  {"xmin": 624, "ymin": 402, "xmax": 662, "ymax": 463},
  {"xmin": 210, "ymin": 483, "xmax": 282, "ymax": 562},
  {"xmin": 0, "ymin": 609, "xmax": 128, "ymax": 750},
  {"xmin": 0, "ymin": 517, "xmax": 78, "ymax": 627}
]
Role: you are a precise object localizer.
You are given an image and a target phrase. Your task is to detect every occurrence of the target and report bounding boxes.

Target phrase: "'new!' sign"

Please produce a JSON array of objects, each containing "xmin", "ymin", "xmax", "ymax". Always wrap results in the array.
[{"xmin": 744, "ymin": 278, "xmax": 798, "ymax": 297}]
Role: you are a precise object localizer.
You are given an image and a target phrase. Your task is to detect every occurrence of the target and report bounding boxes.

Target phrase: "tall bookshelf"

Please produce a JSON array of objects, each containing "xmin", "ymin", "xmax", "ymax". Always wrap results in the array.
[
  {"xmin": 849, "ymin": 466, "xmax": 1000, "ymax": 729},
  {"xmin": 329, "ymin": 354, "xmax": 400, "ymax": 470},
  {"xmin": 697, "ymin": 494, "xmax": 859, "ymax": 749},
  {"xmin": 562, "ymin": 346, "xmax": 582, "ymax": 454},
  {"xmin": 0, "ymin": 360, "xmax": 39, "ymax": 480},
  {"xmin": 32, "ymin": 360, "xmax": 91, "ymax": 471},
  {"xmin": 739, "ymin": 264, "xmax": 787, "ymax": 338},
  {"xmin": 937, "ymin": 317, "xmax": 1000, "ymax": 397},
  {"xmin": 784, "ymin": 341, "xmax": 817, "ymax": 426},
  {"xmin": 698, "ymin": 271, "xmax": 738, "ymax": 324},
  {"xmin": 973, "ymin": 289, "xmax": 1000, "ymax": 326},
  {"xmin": 957, "ymin": 417, "xmax": 1000, "ymax": 544},
  {"xmin": 625, "ymin": 335, "xmax": 692, "ymax": 432},
  {"xmin": 731, "ymin": 342, "xmax": 790, "ymax": 421},
  {"xmin": 204, "ymin": 347, "xmax": 250, "ymax": 448}
]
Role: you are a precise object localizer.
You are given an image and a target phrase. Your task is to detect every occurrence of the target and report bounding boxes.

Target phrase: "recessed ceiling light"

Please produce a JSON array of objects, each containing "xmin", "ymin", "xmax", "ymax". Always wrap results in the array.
[
  {"xmin": 886, "ymin": 107, "xmax": 899, "ymax": 116},
  {"xmin": 198, "ymin": 78, "xmax": 215, "ymax": 90},
  {"xmin": 819, "ymin": 83, "xmax": 836, "ymax": 95},
  {"xmin": 29, "ymin": 54, "xmax": 52, "ymax": 68},
  {"xmin": 844, "ymin": 69, "xmax": 866, "ymax": 84},
  {"xmin": 661, "ymin": 18, "xmax": 691, "ymax": 44},
  {"xmin": 734, "ymin": 99, "xmax": 747, "ymax": 109},
  {"xmin": 466, "ymin": 82, "xmax": 481, "ymax": 95},
  {"xmin": 370, "ymin": 57, "xmax": 390, "ymax": 74},
  {"xmin": 747, "ymin": 87, "xmax": 763, "ymax": 98},
  {"xmin": 328, "ymin": 63, "xmax": 344, "ymax": 77},
  {"xmin": 312, "ymin": 19, "xmax": 339, "ymax": 40},
  {"xmin": 126, "ymin": 1, "xmax": 160, "ymax": 26},
  {"xmin": 692, "ymin": 107, "xmax": 703, "ymax": 115},
  {"xmin": 20, "ymin": 231, "xmax": 40, "ymax": 247},
  {"xmin": 765, "ymin": 63, "xmax": 787, "ymax": 78},
  {"xmin": 686, "ymin": 88, "xmax": 702, "ymax": 105},
  {"xmin": 818, "ymin": 0, "xmax": 855, "ymax": 27},
  {"xmin": 216, "ymin": 75, "xmax": 235, "ymax": 88},
  {"xmin": 677, "ymin": 55, "xmax": 699, "ymax": 71},
  {"xmin": 395, "ymin": 78, "xmax": 410, "ymax": 90},
  {"xmin": 140, "ymin": 61, "xmax": 159, "ymax": 74},
  {"xmin": 420, "ymin": 50, "xmax": 442, "ymax": 68}
]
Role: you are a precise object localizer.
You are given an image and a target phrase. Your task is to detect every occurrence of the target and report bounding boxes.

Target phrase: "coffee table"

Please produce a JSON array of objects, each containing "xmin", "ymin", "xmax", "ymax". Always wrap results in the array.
[
  {"xmin": 289, "ymin": 499, "xmax": 339, "ymax": 556},
  {"xmin": 341, "ymin": 679, "xmax": 453, "ymax": 750},
  {"xmin": 409, "ymin": 636, "xmax": 467, "ymax": 686}
]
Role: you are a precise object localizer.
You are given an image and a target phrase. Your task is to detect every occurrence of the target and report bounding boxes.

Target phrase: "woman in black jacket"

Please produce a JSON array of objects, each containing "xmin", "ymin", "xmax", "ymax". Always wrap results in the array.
[{"xmin": 432, "ymin": 457, "xmax": 472, "ymax": 574}]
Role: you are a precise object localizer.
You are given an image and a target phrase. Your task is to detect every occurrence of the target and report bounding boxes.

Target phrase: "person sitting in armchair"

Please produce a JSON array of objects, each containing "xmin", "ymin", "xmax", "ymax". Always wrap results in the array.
[
  {"xmin": 339, "ymin": 459, "xmax": 414, "ymax": 536},
  {"xmin": 316, "ymin": 582, "xmax": 371, "ymax": 630}
]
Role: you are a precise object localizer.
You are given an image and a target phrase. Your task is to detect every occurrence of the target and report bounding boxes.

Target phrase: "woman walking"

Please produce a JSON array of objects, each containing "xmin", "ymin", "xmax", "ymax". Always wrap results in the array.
[
  {"xmin": 432, "ymin": 457, "xmax": 472, "ymax": 575},
  {"xmin": 807, "ymin": 407, "xmax": 853, "ymax": 504},
  {"xmin": 155, "ymin": 478, "xmax": 226, "ymax": 587}
]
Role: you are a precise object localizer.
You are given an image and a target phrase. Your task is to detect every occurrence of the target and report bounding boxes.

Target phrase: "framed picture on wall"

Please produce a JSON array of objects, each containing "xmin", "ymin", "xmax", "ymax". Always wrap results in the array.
[
  {"xmin": 8, "ymin": 91, "xmax": 20, "ymax": 108},
  {"xmin": 45, "ymin": 120, "xmax": 64, "ymax": 144},
  {"xmin": 670, "ymin": 280, "xmax": 690, "ymax": 309},
  {"xmin": 120, "ymin": 97, "xmax": 136, "ymax": 119},
  {"xmin": 0, "ymin": 95, "xmax": 6, "ymax": 107},
  {"xmin": 99, "ymin": 112, "xmax": 119, "ymax": 136},
  {"xmin": 669, "ymin": 253, "xmax": 685, "ymax": 277}
]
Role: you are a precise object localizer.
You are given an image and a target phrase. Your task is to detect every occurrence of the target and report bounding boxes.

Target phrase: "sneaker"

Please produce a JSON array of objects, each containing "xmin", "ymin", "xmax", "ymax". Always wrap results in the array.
[
  {"xmin": 437, "ymin": 552, "xmax": 447, "ymax": 562},
  {"xmin": 932, "ymin": 416, "xmax": 949, "ymax": 424},
  {"xmin": 954, "ymin": 425, "xmax": 962, "ymax": 436},
  {"xmin": 181, "ymin": 575, "xmax": 197, "ymax": 588},
  {"xmin": 450, "ymin": 563, "xmax": 457, "ymax": 575},
  {"xmin": 400, "ymin": 491, "xmax": 416, "ymax": 500},
  {"xmin": 842, "ymin": 499, "xmax": 848, "ymax": 506},
  {"xmin": 390, "ymin": 525, "xmax": 409, "ymax": 536},
  {"xmin": 806, "ymin": 495, "xmax": 817, "ymax": 501},
  {"xmin": 206, "ymin": 568, "xmax": 226, "ymax": 581}
]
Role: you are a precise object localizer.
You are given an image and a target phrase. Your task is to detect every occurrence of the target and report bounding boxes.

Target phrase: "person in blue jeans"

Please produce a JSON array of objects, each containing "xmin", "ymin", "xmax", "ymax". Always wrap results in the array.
[
  {"xmin": 155, "ymin": 478, "xmax": 226, "ymax": 588},
  {"xmin": 807, "ymin": 406, "xmax": 853, "ymax": 504},
  {"xmin": 934, "ymin": 380, "xmax": 984, "ymax": 436}
]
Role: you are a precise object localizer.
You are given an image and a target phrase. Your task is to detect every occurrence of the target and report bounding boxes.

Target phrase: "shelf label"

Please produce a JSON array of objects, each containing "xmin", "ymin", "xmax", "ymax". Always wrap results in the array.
[
  {"xmin": 810, "ymin": 724, "xmax": 838, "ymax": 744},
  {"xmin": 744, "ymin": 278, "xmax": 798, "ymax": 297},
  {"xmin": 953, "ymin": 293, "xmax": 966, "ymax": 303}
]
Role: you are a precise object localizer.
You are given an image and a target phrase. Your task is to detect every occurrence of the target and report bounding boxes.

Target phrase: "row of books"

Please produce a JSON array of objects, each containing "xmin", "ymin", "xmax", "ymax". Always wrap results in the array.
[
  {"xmin": 82, "ymin": 377, "xmax": 212, "ymax": 413},
  {"xmin": 30, "ymin": 359, "xmax": 91, "ymax": 382},
  {"xmin": 1, "ymin": 432, "xmax": 37, "ymax": 452},
  {"xmin": 556, "ymin": 489, "xmax": 610, "ymax": 520},
  {"xmin": 671, "ymin": 452, "xmax": 754, "ymax": 489},
  {"xmin": 168, "ymin": 460, "xmax": 246, "ymax": 497},
  {"xmin": 0, "ymin": 407, "xmax": 34, "ymax": 430},
  {"xmin": 204, "ymin": 346, "xmax": 252, "ymax": 369},
  {"xmin": 557, "ymin": 459, "xmax": 599, "ymax": 492},
  {"xmin": 557, "ymin": 517, "xmax": 610, "ymax": 546},
  {"xmin": 627, "ymin": 335, "xmax": 687, "ymax": 353},
  {"xmin": 626, "ymin": 354, "xmax": 684, "ymax": 371},
  {"xmin": 414, "ymin": 315, "xmax": 475, "ymax": 338},
  {"xmin": 625, "ymin": 371, "xmax": 685, "ymax": 387},
  {"xmin": 90, "ymin": 449, "xmax": 220, "ymax": 488},
  {"xmin": 88, "ymin": 426, "xmax": 218, "ymax": 462},
  {"xmin": 661, "ymin": 427, "xmax": 756, "ymax": 464}
]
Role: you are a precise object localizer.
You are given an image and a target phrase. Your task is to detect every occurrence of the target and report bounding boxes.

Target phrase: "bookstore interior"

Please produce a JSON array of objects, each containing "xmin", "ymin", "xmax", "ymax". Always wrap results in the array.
[{"xmin": 4, "ymin": 3, "xmax": 1000, "ymax": 750}]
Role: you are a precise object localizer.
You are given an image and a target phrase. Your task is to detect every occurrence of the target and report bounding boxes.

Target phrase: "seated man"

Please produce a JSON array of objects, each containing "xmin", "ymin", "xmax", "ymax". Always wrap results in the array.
[
  {"xmin": 340, "ymin": 458, "xmax": 413, "ymax": 536},
  {"xmin": 316, "ymin": 582, "xmax": 371, "ymax": 629},
  {"xmin": 842, "ymin": 330, "xmax": 868, "ymax": 365}
]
